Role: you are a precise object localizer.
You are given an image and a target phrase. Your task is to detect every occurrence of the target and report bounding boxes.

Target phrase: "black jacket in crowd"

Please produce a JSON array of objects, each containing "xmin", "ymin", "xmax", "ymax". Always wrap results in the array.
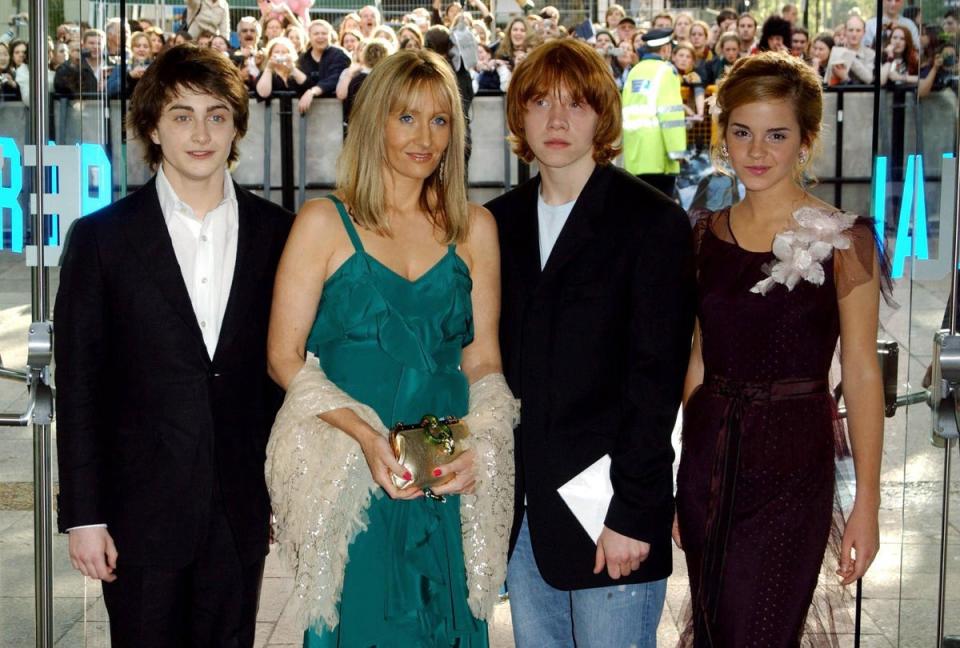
[{"xmin": 297, "ymin": 46, "xmax": 350, "ymax": 97}]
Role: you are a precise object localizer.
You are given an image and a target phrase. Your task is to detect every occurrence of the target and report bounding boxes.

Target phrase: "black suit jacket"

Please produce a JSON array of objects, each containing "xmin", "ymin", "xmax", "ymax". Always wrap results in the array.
[
  {"xmin": 297, "ymin": 46, "xmax": 351, "ymax": 97},
  {"xmin": 54, "ymin": 177, "xmax": 293, "ymax": 568},
  {"xmin": 53, "ymin": 59, "xmax": 100, "ymax": 98},
  {"xmin": 486, "ymin": 164, "xmax": 695, "ymax": 590}
]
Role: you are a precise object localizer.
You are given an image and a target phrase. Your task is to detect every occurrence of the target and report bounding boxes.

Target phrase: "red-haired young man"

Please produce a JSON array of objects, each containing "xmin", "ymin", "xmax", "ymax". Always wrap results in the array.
[{"xmin": 486, "ymin": 38, "xmax": 696, "ymax": 647}]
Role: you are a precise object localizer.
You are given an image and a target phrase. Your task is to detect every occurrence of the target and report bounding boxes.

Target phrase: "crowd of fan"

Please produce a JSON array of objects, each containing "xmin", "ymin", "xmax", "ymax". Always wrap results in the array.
[{"xmin": 0, "ymin": 0, "xmax": 957, "ymax": 119}]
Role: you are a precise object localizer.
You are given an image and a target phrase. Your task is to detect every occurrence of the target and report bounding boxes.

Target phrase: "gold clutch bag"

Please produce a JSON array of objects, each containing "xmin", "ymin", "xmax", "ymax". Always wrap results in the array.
[{"xmin": 390, "ymin": 414, "xmax": 469, "ymax": 494}]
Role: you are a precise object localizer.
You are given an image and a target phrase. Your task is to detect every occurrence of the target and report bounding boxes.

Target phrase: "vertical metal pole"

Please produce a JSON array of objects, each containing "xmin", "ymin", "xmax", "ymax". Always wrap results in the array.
[
  {"xmin": 29, "ymin": 0, "xmax": 53, "ymax": 646},
  {"xmin": 279, "ymin": 94, "xmax": 295, "ymax": 212},
  {"xmin": 263, "ymin": 100, "xmax": 272, "ymax": 200},
  {"xmin": 298, "ymin": 112, "xmax": 307, "ymax": 209},
  {"xmin": 57, "ymin": 98, "xmax": 66, "ymax": 146},
  {"xmin": 854, "ymin": 579, "xmax": 862, "ymax": 648},
  {"xmin": 936, "ymin": 82, "xmax": 960, "ymax": 648},
  {"xmin": 834, "ymin": 90, "xmax": 844, "ymax": 207},
  {"xmin": 502, "ymin": 95, "xmax": 509, "ymax": 190},
  {"xmin": 937, "ymin": 440, "xmax": 953, "ymax": 644},
  {"xmin": 871, "ymin": 0, "xmax": 882, "ymax": 161},
  {"xmin": 119, "ymin": 0, "xmax": 128, "ymax": 198}
]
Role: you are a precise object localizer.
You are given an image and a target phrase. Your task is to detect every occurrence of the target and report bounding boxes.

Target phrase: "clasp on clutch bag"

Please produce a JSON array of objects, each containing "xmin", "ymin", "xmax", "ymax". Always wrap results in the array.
[{"xmin": 389, "ymin": 414, "xmax": 469, "ymax": 500}]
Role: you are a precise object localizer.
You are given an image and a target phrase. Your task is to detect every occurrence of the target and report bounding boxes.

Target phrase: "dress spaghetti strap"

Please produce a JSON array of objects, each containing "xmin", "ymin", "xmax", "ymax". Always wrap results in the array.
[{"xmin": 327, "ymin": 195, "xmax": 365, "ymax": 252}]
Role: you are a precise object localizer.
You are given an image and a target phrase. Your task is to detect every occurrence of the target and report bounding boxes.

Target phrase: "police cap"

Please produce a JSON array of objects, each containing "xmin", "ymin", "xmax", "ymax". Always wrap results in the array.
[{"xmin": 642, "ymin": 28, "xmax": 674, "ymax": 48}]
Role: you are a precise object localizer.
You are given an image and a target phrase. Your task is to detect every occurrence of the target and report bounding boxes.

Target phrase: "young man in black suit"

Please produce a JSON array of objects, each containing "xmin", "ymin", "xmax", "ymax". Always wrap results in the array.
[
  {"xmin": 54, "ymin": 45, "xmax": 293, "ymax": 647},
  {"xmin": 485, "ymin": 39, "xmax": 696, "ymax": 646}
]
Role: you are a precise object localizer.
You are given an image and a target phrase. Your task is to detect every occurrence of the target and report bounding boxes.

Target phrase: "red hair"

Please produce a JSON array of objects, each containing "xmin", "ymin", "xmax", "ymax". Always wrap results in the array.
[
  {"xmin": 889, "ymin": 25, "xmax": 919, "ymax": 75},
  {"xmin": 506, "ymin": 39, "xmax": 622, "ymax": 165}
]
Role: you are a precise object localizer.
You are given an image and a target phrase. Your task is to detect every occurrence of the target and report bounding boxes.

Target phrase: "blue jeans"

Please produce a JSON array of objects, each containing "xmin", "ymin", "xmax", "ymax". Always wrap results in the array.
[{"xmin": 507, "ymin": 515, "xmax": 666, "ymax": 648}]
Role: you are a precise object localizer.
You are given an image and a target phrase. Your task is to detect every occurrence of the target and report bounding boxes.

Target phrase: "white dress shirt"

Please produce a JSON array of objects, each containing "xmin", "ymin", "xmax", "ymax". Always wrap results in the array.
[
  {"xmin": 156, "ymin": 163, "xmax": 239, "ymax": 359},
  {"xmin": 538, "ymin": 191, "xmax": 577, "ymax": 270},
  {"xmin": 67, "ymin": 166, "xmax": 238, "ymax": 533}
]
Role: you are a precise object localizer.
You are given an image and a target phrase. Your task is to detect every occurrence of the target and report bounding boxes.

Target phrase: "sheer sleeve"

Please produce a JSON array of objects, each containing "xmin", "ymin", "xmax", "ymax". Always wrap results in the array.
[
  {"xmin": 834, "ymin": 217, "xmax": 895, "ymax": 305},
  {"xmin": 688, "ymin": 207, "xmax": 714, "ymax": 256}
]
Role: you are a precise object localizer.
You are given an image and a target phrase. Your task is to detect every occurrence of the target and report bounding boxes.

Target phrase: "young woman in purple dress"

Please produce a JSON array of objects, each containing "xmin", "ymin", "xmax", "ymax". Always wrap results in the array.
[{"xmin": 674, "ymin": 52, "xmax": 888, "ymax": 646}]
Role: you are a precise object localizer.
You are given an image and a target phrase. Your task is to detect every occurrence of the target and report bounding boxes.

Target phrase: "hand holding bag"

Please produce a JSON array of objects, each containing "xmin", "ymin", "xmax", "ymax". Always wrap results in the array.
[{"xmin": 390, "ymin": 414, "xmax": 469, "ymax": 494}]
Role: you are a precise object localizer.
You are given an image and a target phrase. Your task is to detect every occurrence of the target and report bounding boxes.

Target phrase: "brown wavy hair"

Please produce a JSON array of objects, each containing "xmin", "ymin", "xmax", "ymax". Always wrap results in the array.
[
  {"xmin": 506, "ymin": 39, "xmax": 622, "ymax": 165},
  {"xmin": 712, "ymin": 51, "xmax": 823, "ymax": 179},
  {"xmin": 128, "ymin": 44, "xmax": 249, "ymax": 170}
]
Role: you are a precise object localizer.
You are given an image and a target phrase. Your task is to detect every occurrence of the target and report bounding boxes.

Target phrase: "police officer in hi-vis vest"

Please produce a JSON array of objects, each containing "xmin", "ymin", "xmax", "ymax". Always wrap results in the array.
[{"xmin": 622, "ymin": 28, "xmax": 686, "ymax": 199}]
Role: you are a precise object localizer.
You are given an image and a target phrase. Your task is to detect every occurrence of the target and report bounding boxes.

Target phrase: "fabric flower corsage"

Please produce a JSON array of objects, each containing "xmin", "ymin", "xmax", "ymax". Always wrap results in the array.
[{"xmin": 750, "ymin": 207, "xmax": 857, "ymax": 295}]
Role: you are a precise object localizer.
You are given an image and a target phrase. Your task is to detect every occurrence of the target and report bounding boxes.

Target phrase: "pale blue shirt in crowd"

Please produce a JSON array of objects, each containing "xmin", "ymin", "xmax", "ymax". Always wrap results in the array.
[
  {"xmin": 538, "ymin": 191, "xmax": 577, "ymax": 270},
  {"xmin": 67, "ymin": 164, "xmax": 239, "ymax": 533},
  {"xmin": 863, "ymin": 14, "xmax": 919, "ymax": 50}
]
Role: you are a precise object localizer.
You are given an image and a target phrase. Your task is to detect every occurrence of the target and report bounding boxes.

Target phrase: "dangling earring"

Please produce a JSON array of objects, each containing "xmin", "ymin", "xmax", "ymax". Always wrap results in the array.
[
  {"xmin": 798, "ymin": 148, "xmax": 808, "ymax": 166},
  {"xmin": 719, "ymin": 142, "xmax": 730, "ymax": 161}
]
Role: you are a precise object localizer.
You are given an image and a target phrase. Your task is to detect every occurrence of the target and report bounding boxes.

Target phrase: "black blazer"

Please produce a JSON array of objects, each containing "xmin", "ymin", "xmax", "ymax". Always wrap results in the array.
[
  {"xmin": 54, "ymin": 177, "xmax": 293, "ymax": 568},
  {"xmin": 486, "ymin": 164, "xmax": 695, "ymax": 590}
]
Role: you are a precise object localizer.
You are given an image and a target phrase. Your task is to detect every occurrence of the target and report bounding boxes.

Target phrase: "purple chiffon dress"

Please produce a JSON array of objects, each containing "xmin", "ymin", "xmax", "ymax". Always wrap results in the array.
[{"xmin": 676, "ymin": 207, "xmax": 877, "ymax": 647}]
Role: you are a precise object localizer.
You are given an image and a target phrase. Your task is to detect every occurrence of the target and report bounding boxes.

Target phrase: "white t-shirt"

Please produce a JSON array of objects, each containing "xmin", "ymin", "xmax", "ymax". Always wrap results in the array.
[{"xmin": 538, "ymin": 192, "xmax": 577, "ymax": 269}]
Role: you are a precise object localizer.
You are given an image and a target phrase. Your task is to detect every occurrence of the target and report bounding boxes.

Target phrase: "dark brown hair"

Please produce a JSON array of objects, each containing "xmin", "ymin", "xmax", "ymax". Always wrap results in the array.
[
  {"xmin": 713, "ymin": 51, "xmax": 823, "ymax": 155},
  {"xmin": 127, "ymin": 44, "xmax": 249, "ymax": 170},
  {"xmin": 507, "ymin": 39, "xmax": 622, "ymax": 165}
]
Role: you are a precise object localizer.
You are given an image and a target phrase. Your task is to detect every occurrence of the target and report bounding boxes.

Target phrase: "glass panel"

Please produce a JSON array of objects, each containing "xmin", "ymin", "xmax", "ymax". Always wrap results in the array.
[
  {"xmin": 0, "ymin": 0, "xmax": 39, "ymax": 643},
  {"xmin": 884, "ymin": 4, "xmax": 959, "ymax": 645},
  {"xmin": 905, "ymin": 6, "xmax": 960, "ymax": 647},
  {"xmin": 0, "ymin": 0, "xmax": 117, "ymax": 644},
  {"xmin": 0, "ymin": 2, "xmax": 35, "ymax": 646},
  {"xmin": 51, "ymin": 0, "xmax": 115, "ymax": 637}
]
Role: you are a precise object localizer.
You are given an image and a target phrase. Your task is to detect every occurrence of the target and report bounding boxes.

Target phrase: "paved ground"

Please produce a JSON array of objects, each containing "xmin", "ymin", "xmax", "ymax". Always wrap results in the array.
[{"xmin": 1, "ymin": 214, "xmax": 959, "ymax": 646}]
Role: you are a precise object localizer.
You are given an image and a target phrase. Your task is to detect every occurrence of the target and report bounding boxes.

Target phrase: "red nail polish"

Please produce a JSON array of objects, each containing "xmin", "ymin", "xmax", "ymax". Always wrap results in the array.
[
  {"xmin": 403, "ymin": 471, "xmax": 412, "ymax": 481},
  {"xmin": 433, "ymin": 468, "xmax": 443, "ymax": 477}
]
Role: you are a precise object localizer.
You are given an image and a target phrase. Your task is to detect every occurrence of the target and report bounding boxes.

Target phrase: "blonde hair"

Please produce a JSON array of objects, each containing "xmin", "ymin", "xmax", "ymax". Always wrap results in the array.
[
  {"xmin": 371, "ymin": 24, "xmax": 398, "ymax": 50},
  {"xmin": 285, "ymin": 24, "xmax": 307, "ymax": 52},
  {"xmin": 262, "ymin": 36, "xmax": 298, "ymax": 69},
  {"xmin": 309, "ymin": 18, "xmax": 339, "ymax": 45},
  {"xmin": 130, "ymin": 31, "xmax": 150, "ymax": 53},
  {"xmin": 336, "ymin": 49, "xmax": 469, "ymax": 244}
]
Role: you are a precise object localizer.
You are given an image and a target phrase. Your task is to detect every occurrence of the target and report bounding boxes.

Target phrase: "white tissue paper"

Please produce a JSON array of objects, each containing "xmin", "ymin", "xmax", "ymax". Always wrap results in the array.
[{"xmin": 556, "ymin": 454, "xmax": 614, "ymax": 544}]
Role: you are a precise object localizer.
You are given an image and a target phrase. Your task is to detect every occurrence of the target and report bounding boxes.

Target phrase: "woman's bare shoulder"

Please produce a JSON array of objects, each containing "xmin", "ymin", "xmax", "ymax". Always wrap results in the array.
[
  {"xmin": 286, "ymin": 195, "xmax": 355, "ymax": 269},
  {"xmin": 456, "ymin": 203, "xmax": 499, "ymax": 271},
  {"xmin": 466, "ymin": 202, "xmax": 498, "ymax": 243},
  {"xmin": 293, "ymin": 195, "xmax": 351, "ymax": 239}
]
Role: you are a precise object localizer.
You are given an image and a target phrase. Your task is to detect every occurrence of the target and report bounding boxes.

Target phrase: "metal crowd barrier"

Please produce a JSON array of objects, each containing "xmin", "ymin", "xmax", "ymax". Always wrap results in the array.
[
  {"xmin": 0, "ymin": 86, "xmax": 956, "ymax": 213},
  {"xmin": 4, "ymin": 91, "xmax": 519, "ymax": 209}
]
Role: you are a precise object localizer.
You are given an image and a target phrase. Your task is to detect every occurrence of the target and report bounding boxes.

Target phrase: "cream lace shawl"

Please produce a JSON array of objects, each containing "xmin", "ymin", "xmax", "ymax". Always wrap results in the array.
[{"xmin": 265, "ymin": 353, "xmax": 519, "ymax": 631}]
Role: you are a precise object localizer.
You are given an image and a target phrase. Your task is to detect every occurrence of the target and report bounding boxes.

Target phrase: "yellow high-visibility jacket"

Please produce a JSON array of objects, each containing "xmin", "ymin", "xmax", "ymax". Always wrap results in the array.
[{"xmin": 622, "ymin": 56, "xmax": 687, "ymax": 175}]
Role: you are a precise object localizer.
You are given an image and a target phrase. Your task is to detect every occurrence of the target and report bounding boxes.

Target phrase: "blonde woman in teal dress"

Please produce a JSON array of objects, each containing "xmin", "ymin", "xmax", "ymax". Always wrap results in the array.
[{"xmin": 265, "ymin": 49, "xmax": 517, "ymax": 647}]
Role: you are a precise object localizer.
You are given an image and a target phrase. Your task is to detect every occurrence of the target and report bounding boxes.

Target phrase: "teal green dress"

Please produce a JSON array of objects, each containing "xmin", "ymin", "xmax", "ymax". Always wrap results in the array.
[{"xmin": 303, "ymin": 196, "xmax": 488, "ymax": 648}]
